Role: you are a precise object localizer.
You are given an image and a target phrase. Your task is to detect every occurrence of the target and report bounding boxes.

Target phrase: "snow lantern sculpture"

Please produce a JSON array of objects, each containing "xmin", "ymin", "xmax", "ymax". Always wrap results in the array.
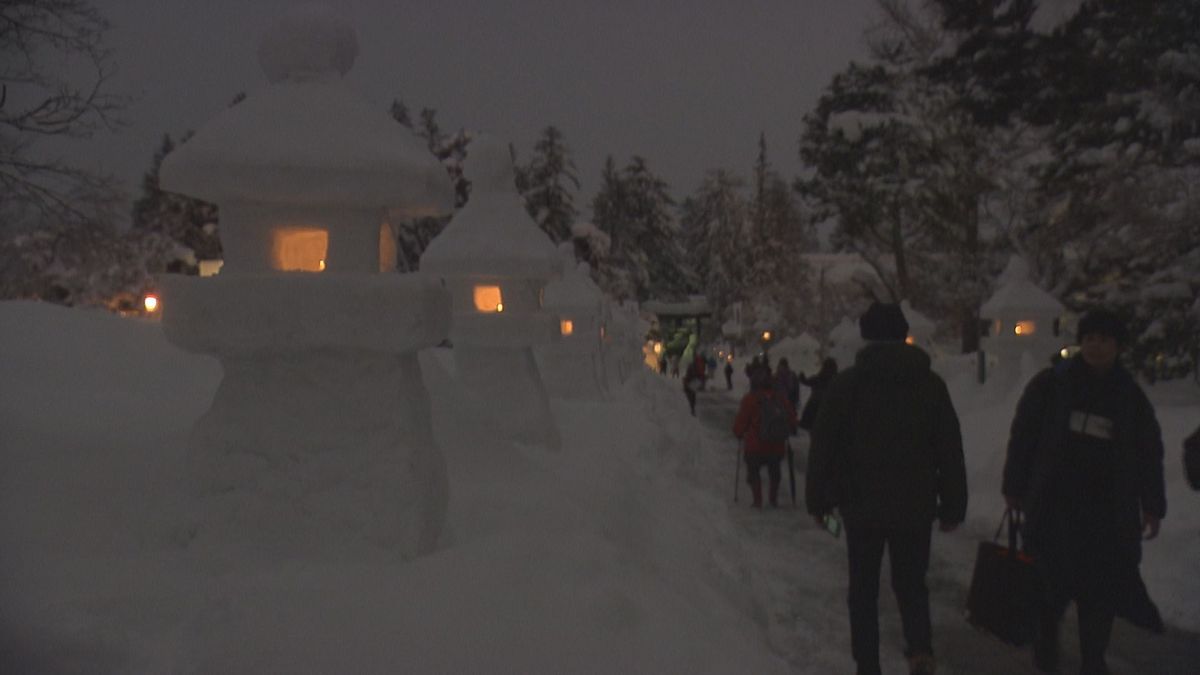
[
  {"xmin": 157, "ymin": 4, "xmax": 455, "ymax": 560},
  {"xmin": 981, "ymin": 255, "xmax": 1066, "ymax": 373},
  {"xmin": 538, "ymin": 244, "xmax": 608, "ymax": 399},
  {"xmin": 420, "ymin": 136, "xmax": 562, "ymax": 450},
  {"xmin": 828, "ymin": 316, "xmax": 865, "ymax": 368}
]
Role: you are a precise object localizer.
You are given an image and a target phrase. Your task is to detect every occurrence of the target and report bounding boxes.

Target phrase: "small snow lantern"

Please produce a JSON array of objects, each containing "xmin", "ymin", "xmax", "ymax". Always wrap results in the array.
[
  {"xmin": 538, "ymin": 243, "xmax": 608, "ymax": 399},
  {"xmin": 981, "ymin": 256, "xmax": 1066, "ymax": 380},
  {"xmin": 155, "ymin": 3, "xmax": 455, "ymax": 561},
  {"xmin": 421, "ymin": 135, "xmax": 562, "ymax": 448}
]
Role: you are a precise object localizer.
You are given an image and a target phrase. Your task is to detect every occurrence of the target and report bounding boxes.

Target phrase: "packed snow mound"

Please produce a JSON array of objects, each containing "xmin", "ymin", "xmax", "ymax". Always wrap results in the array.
[
  {"xmin": 0, "ymin": 301, "xmax": 786, "ymax": 673},
  {"xmin": 257, "ymin": 2, "xmax": 358, "ymax": 83}
]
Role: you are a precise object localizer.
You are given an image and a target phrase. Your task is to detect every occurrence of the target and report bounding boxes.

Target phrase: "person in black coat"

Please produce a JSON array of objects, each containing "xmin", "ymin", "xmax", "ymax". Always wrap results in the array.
[
  {"xmin": 1003, "ymin": 308, "xmax": 1166, "ymax": 675},
  {"xmin": 807, "ymin": 302, "xmax": 967, "ymax": 675}
]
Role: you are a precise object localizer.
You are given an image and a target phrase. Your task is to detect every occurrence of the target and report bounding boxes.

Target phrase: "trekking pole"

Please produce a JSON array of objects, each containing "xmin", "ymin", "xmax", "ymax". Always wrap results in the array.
[
  {"xmin": 734, "ymin": 438, "xmax": 743, "ymax": 502},
  {"xmin": 786, "ymin": 440, "xmax": 797, "ymax": 506}
]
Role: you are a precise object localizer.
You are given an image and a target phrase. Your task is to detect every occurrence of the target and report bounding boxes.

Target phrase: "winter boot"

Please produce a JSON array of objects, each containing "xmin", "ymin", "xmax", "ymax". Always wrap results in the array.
[
  {"xmin": 907, "ymin": 653, "xmax": 936, "ymax": 675},
  {"xmin": 768, "ymin": 477, "xmax": 780, "ymax": 508},
  {"xmin": 750, "ymin": 481, "xmax": 763, "ymax": 508}
]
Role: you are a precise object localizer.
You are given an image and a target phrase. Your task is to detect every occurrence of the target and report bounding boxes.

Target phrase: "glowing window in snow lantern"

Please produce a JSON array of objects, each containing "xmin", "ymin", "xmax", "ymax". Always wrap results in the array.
[
  {"xmin": 905, "ymin": 335, "xmax": 915, "ymax": 345},
  {"xmin": 474, "ymin": 285, "xmax": 504, "ymax": 312},
  {"xmin": 272, "ymin": 228, "xmax": 328, "ymax": 272},
  {"xmin": 560, "ymin": 319, "xmax": 574, "ymax": 336},
  {"xmin": 1014, "ymin": 320, "xmax": 1036, "ymax": 336},
  {"xmin": 143, "ymin": 294, "xmax": 160, "ymax": 312}
]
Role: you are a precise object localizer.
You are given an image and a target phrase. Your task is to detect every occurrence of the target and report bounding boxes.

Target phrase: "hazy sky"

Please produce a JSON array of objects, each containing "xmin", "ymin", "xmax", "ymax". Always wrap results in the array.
[{"xmin": 77, "ymin": 0, "xmax": 1080, "ymax": 211}]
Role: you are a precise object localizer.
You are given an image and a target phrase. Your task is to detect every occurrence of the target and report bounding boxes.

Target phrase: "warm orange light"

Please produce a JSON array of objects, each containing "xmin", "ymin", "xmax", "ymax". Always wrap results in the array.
[
  {"xmin": 272, "ymin": 227, "xmax": 328, "ymax": 272},
  {"xmin": 473, "ymin": 285, "xmax": 504, "ymax": 312},
  {"xmin": 653, "ymin": 341, "xmax": 663, "ymax": 355},
  {"xmin": 761, "ymin": 331, "xmax": 772, "ymax": 342},
  {"xmin": 905, "ymin": 335, "xmax": 915, "ymax": 345},
  {"xmin": 560, "ymin": 319, "xmax": 574, "ymax": 336},
  {"xmin": 1014, "ymin": 320, "xmax": 1035, "ymax": 336},
  {"xmin": 143, "ymin": 294, "xmax": 159, "ymax": 312}
]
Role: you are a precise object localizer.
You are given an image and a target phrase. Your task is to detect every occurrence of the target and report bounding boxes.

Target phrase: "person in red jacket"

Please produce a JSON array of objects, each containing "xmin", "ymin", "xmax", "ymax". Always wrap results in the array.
[{"xmin": 733, "ymin": 368, "xmax": 797, "ymax": 508}]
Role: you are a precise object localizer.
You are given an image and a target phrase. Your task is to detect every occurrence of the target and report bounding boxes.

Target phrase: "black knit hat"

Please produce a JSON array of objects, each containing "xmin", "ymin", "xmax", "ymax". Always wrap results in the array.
[
  {"xmin": 860, "ymin": 302, "xmax": 909, "ymax": 342},
  {"xmin": 1076, "ymin": 308, "xmax": 1127, "ymax": 345}
]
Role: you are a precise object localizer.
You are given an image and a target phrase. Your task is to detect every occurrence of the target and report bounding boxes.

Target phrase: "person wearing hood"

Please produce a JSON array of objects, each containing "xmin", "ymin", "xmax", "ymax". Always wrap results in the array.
[
  {"xmin": 806, "ymin": 302, "xmax": 966, "ymax": 675},
  {"xmin": 1003, "ymin": 308, "xmax": 1166, "ymax": 675}
]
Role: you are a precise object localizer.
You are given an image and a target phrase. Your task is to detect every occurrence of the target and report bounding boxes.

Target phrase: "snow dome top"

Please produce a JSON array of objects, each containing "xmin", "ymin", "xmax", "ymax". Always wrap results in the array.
[
  {"xmin": 829, "ymin": 316, "xmax": 861, "ymax": 343},
  {"xmin": 159, "ymin": 4, "xmax": 453, "ymax": 214},
  {"xmin": 981, "ymin": 256, "xmax": 1065, "ymax": 318},
  {"xmin": 257, "ymin": 3, "xmax": 357, "ymax": 84},
  {"xmin": 543, "ymin": 244, "xmax": 602, "ymax": 310},
  {"xmin": 420, "ymin": 136, "xmax": 560, "ymax": 279}
]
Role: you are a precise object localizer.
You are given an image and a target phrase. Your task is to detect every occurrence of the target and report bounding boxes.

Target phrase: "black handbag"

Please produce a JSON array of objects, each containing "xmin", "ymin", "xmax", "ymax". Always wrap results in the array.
[{"xmin": 965, "ymin": 509, "xmax": 1041, "ymax": 646}]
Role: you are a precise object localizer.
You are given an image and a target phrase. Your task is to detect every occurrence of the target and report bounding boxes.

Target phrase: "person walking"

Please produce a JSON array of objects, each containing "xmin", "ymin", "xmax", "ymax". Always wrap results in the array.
[
  {"xmin": 775, "ymin": 357, "xmax": 801, "ymax": 416},
  {"xmin": 798, "ymin": 357, "xmax": 838, "ymax": 431},
  {"xmin": 723, "ymin": 358, "xmax": 734, "ymax": 391},
  {"xmin": 683, "ymin": 357, "xmax": 702, "ymax": 416},
  {"xmin": 1002, "ymin": 308, "xmax": 1166, "ymax": 675},
  {"xmin": 733, "ymin": 367, "xmax": 797, "ymax": 508},
  {"xmin": 806, "ymin": 302, "xmax": 966, "ymax": 675}
]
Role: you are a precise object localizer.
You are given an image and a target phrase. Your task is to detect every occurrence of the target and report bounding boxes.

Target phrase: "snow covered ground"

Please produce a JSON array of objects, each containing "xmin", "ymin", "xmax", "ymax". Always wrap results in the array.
[{"xmin": 1, "ymin": 301, "xmax": 1197, "ymax": 673}]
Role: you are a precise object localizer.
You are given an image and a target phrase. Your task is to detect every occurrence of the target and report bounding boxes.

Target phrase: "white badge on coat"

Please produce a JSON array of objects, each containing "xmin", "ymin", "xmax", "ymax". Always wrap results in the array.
[{"xmin": 1069, "ymin": 411, "xmax": 1114, "ymax": 440}]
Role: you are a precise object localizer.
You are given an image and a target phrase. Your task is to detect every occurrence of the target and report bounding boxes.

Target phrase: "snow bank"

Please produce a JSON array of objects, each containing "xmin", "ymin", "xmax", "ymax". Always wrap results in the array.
[{"xmin": 0, "ymin": 301, "xmax": 785, "ymax": 673}]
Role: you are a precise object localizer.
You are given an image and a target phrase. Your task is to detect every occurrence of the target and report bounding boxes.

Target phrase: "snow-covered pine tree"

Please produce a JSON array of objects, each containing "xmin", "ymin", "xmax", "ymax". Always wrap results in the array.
[
  {"xmin": 130, "ymin": 133, "xmax": 221, "ymax": 274},
  {"xmin": 621, "ymin": 156, "xmax": 691, "ymax": 302},
  {"xmin": 747, "ymin": 133, "xmax": 813, "ymax": 333},
  {"xmin": 1031, "ymin": 0, "xmax": 1200, "ymax": 378},
  {"xmin": 798, "ymin": 60, "xmax": 923, "ymax": 304},
  {"xmin": 680, "ymin": 169, "xmax": 748, "ymax": 339},
  {"xmin": 590, "ymin": 156, "xmax": 637, "ymax": 300},
  {"xmin": 519, "ymin": 126, "xmax": 580, "ymax": 244}
]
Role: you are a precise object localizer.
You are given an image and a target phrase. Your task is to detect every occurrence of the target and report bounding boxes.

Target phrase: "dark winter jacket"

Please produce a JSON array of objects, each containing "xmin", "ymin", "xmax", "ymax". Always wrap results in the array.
[
  {"xmin": 1002, "ymin": 357, "xmax": 1166, "ymax": 566},
  {"xmin": 733, "ymin": 388, "xmax": 796, "ymax": 457},
  {"xmin": 805, "ymin": 342, "xmax": 967, "ymax": 528}
]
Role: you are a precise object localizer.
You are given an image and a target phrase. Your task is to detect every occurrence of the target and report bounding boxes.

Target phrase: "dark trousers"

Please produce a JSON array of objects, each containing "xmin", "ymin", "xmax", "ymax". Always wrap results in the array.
[
  {"xmin": 845, "ymin": 524, "xmax": 933, "ymax": 675},
  {"xmin": 743, "ymin": 454, "xmax": 781, "ymax": 486},
  {"xmin": 1036, "ymin": 523, "xmax": 1120, "ymax": 673}
]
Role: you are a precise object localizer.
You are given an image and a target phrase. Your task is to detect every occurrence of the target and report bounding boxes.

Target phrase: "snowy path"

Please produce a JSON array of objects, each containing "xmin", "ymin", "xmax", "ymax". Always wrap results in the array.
[{"xmin": 689, "ymin": 386, "xmax": 1200, "ymax": 675}]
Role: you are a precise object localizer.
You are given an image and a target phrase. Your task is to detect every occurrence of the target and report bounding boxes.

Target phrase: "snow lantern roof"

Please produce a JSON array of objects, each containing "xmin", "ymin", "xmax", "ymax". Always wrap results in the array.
[
  {"xmin": 420, "ymin": 136, "xmax": 559, "ymax": 279},
  {"xmin": 543, "ymin": 245, "xmax": 602, "ymax": 310},
  {"xmin": 160, "ymin": 3, "xmax": 453, "ymax": 215},
  {"xmin": 981, "ymin": 256, "xmax": 1065, "ymax": 317},
  {"xmin": 900, "ymin": 300, "xmax": 935, "ymax": 334}
]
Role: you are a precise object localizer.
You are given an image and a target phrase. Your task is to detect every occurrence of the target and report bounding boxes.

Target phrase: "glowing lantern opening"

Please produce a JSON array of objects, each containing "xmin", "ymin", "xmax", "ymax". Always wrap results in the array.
[
  {"xmin": 1014, "ymin": 320, "xmax": 1035, "ymax": 336},
  {"xmin": 143, "ymin": 294, "xmax": 160, "ymax": 312},
  {"xmin": 473, "ymin": 285, "xmax": 504, "ymax": 312},
  {"xmin": 905, "ymin": 335, "xmax": 915, "ymax": 345},
  {"xmin": 560, "ymin": 319, "xmax": 574, "ymax": 336},
  {"xmin": 653, "ymin": 341, "xmax": 663, "ymax": 355},
  {"xmin": 272, "ymin": 227, "xmax": 328, "ymax": 272},
  {"xmin": 761, "ymin": 330, "xmax": 772, "ymax": 342}
]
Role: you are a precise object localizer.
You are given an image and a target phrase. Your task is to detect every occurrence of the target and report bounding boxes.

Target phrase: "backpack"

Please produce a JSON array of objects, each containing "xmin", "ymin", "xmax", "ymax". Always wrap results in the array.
[{"xmin": 758, "ymin": 393, "xmax": 791, "ymax": 443}]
